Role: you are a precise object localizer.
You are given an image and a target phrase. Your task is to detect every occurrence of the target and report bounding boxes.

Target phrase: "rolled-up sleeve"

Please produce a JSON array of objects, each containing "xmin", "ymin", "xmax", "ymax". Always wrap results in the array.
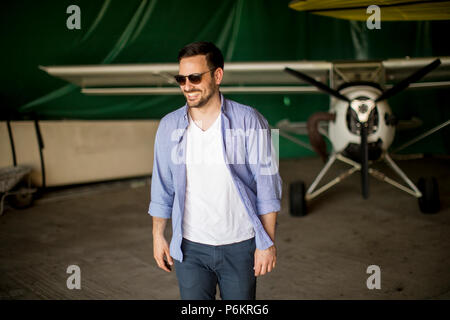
[
  {"xmin": 247, "ymin": 112, "xmax": 282, "ymax": 216},
  {"xmin": 148, "ymin": 121, "xmax": 174, "ymax": 219}
]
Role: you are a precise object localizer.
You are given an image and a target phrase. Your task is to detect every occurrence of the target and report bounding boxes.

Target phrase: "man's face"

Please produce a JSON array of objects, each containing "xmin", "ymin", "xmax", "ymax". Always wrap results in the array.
[{"xmin": 178, "ymin": 55, "xmax": 219, "ymax": 108}]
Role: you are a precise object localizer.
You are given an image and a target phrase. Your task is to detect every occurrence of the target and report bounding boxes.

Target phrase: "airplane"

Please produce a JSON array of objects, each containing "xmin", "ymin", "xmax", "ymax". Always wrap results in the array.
[
  {"xmin": 38, "ymin": 56, "xmax": 450, "ymax": 216},
  {"xmin": 283, "ymin": 58, "xmax": 449, "ymax": 216}
]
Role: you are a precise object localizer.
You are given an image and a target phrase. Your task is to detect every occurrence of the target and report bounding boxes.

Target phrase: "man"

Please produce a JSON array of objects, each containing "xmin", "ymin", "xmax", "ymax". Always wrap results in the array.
[{"xmin": 148, "ymin": 41, "xmax": 282, "ymax": 300}]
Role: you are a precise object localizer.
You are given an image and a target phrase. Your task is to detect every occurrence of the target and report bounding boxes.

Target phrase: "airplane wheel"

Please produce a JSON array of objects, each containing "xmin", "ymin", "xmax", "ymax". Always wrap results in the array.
[
  {"xmin": 417, "ymin": 177, "xmax": 440, "ymax": 214},
  {"xmin": 290, "ymin": 181, "xmax": 307, "ymax": 217}
]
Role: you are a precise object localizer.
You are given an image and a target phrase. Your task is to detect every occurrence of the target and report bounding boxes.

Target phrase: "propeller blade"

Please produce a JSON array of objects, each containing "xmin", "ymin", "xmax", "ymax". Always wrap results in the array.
[
  {"xmin": 360, "ymin": 124, "xmax": 369, "ymax": 199},
  {"xmin": 285, "ymin": 67, "xmax": 350, "ymax": 102},
  {"xmin": 376, "ymin": 59, "xmax": 441, "ymax": 102}
]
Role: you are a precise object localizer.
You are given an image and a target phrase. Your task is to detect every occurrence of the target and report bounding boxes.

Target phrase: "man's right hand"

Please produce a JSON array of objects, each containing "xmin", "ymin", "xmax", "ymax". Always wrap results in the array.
[{"xmin": 153, "ymin": 235, "xmax": 174, "ymax": 272}]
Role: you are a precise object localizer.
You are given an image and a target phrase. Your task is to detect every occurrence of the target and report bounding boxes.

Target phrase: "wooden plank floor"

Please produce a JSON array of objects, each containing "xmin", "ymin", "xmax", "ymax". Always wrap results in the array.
[{"xmin": 0, "ymin": 157, "xmax": 449, "ymax": 299}]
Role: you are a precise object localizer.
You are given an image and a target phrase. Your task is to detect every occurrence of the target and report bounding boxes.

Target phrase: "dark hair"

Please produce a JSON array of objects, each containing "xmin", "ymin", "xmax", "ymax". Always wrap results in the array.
[{"xmin": 177, "ymin": 41, "xmax": 224, "ymax": 70}]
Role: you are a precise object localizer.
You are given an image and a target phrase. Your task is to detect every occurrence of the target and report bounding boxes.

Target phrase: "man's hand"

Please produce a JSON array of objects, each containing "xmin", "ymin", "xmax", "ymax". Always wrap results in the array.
[
  {"xmin": 153, "ymin": 235, "xmax": 174, "ymax": 272},
  {"xmin": 254, "ymin": 244, "xmax": 277, "ymax": 276}
]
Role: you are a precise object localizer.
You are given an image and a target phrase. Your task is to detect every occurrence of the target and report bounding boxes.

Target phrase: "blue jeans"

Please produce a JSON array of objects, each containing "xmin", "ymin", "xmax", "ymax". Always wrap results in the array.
[{"xmin": 174, "ymin": 237, "xmax": 257, "ymax": 300}]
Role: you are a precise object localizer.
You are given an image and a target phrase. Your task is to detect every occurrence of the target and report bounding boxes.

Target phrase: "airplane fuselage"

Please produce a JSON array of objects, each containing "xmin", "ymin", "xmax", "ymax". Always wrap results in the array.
[{"xmin": 328, "ymin": 85, "xmax": 396, "ymax": 158}]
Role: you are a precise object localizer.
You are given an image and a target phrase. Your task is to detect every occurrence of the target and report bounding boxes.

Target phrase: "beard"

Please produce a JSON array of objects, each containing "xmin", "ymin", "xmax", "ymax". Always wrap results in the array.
[{"xmin": 185, "ymin": 81, "xmax": 218, "ymax": 108}]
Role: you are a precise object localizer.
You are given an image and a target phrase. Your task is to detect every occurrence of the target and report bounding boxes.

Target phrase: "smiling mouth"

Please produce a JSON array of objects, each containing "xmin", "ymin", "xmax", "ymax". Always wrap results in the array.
[{"xmin": 186, "ymin": 92, "xmax": 200, "ymax": 99}]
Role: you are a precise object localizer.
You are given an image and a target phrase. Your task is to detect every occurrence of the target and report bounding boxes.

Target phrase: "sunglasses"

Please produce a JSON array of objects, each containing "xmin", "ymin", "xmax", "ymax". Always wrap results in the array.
[{"xmin": 174, "ymin": 68, "xmax": 215, "ymax": 85}]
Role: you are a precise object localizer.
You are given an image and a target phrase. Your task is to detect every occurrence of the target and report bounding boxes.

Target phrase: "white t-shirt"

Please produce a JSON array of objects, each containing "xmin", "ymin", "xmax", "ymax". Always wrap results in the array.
[{"xmin": 182, "ymin": 112, "xmax": 255, "ymax": 245}]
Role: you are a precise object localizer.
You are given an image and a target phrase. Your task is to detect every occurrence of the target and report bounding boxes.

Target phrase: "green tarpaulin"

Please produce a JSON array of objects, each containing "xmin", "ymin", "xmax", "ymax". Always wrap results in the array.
[{"xmin": 1, "ymin": 0, "xmax": 449, "ymax": 157}]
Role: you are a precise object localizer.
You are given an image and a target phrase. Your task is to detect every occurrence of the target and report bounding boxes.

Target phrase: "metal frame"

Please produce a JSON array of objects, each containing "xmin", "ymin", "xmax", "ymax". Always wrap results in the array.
[
  {"xmin": 0, "ymin": 172, "xmax": 37, "ymax": 216},
  {"xmin": 0, "ymin": 165, "xmax": 37, "ymax": 216},
  {"xmin": 301, "ymin": 117, "xmax": 450, "ymax": 202},
  {"xmin": 305, "ymin": 152, "xmax": 423, "ymax": 201},
  {"xmin": 392, "ymin": 119, "xmax": 450, "ymax": 153},
  {"xmin": 332, "ymin": 61, "xmax": 385, "ymax": 90}
]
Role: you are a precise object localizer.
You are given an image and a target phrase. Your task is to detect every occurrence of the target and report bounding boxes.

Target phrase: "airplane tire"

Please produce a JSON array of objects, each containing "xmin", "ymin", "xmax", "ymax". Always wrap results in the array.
[
  {"xmin": 417, "ymin": 177, "xmax": 440, "ymax": 214},
  {"xmin": 290, "ymin": 181, "xmax": 307, "ymax": 217}
]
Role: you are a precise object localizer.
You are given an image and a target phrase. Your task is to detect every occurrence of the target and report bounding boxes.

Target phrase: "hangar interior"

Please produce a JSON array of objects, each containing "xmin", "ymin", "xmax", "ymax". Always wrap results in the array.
[{"xmin": 1, "ymin": 0, "xmax": 449, "ymax": 299}]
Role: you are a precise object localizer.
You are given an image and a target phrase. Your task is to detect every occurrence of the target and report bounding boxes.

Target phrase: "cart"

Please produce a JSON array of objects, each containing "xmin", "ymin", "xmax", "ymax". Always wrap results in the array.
[{"xmin": 0, "ymin": 165, "xmax": 37, "ymax": 216}]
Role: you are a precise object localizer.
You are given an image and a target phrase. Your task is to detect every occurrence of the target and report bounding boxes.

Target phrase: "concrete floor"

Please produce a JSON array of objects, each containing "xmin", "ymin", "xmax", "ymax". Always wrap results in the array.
[{"xmin": 0, "ymin": 157, "xmax": 449, "ymax": 300}]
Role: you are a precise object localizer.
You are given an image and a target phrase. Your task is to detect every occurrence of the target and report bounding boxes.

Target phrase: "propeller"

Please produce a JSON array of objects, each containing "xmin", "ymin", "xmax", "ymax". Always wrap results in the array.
[
  {"xmin": 375, "ymin": 59, "xmax": 441, "ymax": 102},
  {"xmin": 285, "ymin": 58, "xmax": 442, "ymax": 199},
  {"xmin": 284, "ymin": 67, "xmax": 350, "ymax": 102},
  {"xmin": 360, "ymin": 122, "xmax": 369, "ymax": 198}
]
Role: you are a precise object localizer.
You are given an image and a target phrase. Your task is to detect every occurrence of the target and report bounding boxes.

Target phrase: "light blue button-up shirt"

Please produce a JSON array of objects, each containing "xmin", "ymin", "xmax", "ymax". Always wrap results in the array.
[{"xmin": 148, "ymin": 94, "xmax": 282, "ymax": 262}]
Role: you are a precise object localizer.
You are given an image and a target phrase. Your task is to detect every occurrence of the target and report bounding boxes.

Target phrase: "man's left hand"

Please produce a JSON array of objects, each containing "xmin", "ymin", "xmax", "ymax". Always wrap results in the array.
[{"xmin": 254, "ymin": 245, "xmax": 277, "ymax": 277}]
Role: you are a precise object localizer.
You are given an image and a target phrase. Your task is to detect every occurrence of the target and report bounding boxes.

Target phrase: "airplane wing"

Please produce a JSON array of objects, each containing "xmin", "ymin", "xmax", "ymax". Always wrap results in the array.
[
  {"xmin": 40, "ymin": 57, "xmax": 450, "ymax": 95},
  {"xmin": 288, "ymin": 0, "xmax": 450, "ymax": 21},
  {"xmin": 39, "ymin": 61, "xmax": 331, "ymax": 95},
  {"xmin": 383, "ymin": 57, "xmax": 450, "ymax": 87}
]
